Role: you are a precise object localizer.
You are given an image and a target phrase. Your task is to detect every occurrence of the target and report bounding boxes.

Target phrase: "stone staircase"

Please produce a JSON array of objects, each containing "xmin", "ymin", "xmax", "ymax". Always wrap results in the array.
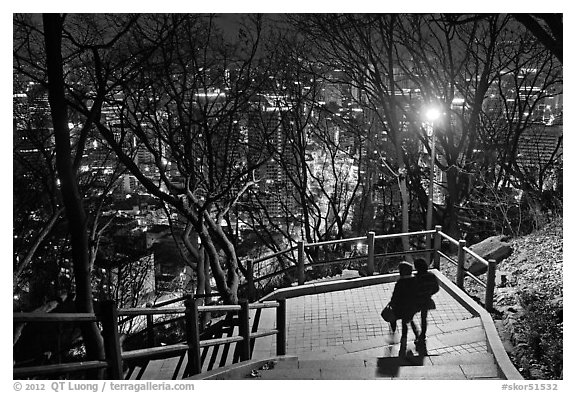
[
  {"xmin": 126, "ymin": 277, "xmax": 522, "ymax": 380},
  {"xmin": 251, "ymin": 353, "xmax": 499, "ymax": 380},
  {"xmin": 197, "ymin": 351, "xmax": 501, "ymax": 380},
  {"xmin": 192, "ymin": 316, "xmax": 504, "ymax": 380},
  {"xmin": 133, "ymin": 316, "xmax": 507, "ymax": 380}
]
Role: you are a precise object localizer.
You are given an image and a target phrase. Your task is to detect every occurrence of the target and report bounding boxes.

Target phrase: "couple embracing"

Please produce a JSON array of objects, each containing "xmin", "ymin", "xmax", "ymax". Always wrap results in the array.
[{"xmin": 385, "ymin": 258, "xmax": 439, "ymax": 357}]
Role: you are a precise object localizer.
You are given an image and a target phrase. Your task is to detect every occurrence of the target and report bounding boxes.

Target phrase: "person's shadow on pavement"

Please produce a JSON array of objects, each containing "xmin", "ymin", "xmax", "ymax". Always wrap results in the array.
[{"xmin": 375, "ymin": 339, "xmax": 428, "ymax": 377}]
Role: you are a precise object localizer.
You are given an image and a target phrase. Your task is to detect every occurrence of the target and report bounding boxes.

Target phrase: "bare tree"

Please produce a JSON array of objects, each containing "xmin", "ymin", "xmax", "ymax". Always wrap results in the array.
[
  {"xmin": 235, "ymin": 35, "xmax": 367, "ymax": 276},
  {"xmin": 42, "ymin": 12, "xmax": 106, "ymax": 370},
  {"xmin": 60, "ymin": 14, "xmax": 281, "ymax": 304},
  {"xmin": 292, "ymin": 14, "xmax": 428, "ymax": 253},
  {"xmin": 13, "ymin": 14, "xmax": 141, "ymax": 370}
]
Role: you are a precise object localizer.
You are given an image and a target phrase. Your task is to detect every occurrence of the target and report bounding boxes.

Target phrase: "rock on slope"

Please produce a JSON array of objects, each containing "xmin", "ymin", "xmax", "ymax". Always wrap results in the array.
[{"xmin": 492, "ymin": 217, "xmax": 563, "ymax": 380}]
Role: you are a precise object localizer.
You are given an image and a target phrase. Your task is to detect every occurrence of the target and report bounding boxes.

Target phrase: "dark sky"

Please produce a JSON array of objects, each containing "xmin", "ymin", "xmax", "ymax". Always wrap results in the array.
[{"xmin": 215, "ymin": 13, "xmax": 287, "ymax": 42}]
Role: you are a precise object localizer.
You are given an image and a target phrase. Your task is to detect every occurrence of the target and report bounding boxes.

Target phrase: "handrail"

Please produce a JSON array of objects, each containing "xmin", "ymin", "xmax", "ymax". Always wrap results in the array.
[
  {"xmin": 245, "ymin": 227, "xmax": 497, "ymax": 314},
  {"xmin": 182, "ymin": 298, "xmax": 286, "ymax": 376},
  {"xmin": 119, "ymin": 301, "xmax": 281, "ymax": 317},
  {"xmin": 13, "ymin": 312, "xmax": 98, "ymax": 323},
  {"xmin": 465, "ymin": 271, "xmax": 488, "ymax": 288},
  {"xmin": 200, "ymin": 336, "xmax": 244, "ymax": 348},
  {"xmin": 437, "ymin": 250, "xmax": 458, "ymax": 267},
  {"xmin": 251, "ymin": 329, "xmax": 278, "ymax": 339},
  {"xmin": 14, "ymin": 226, "xmax": 500, "ymax": 379},
  {"xmin": 13, "ymin": 307, "xmax": 118, "ymax": 380},
  {"xmin": 118, "ymin": 294, "xmax": 219, "ymax": 325},
  {"xmin": 119, "ymin": 307, "xmax": 186, "ymax": 316},
  {"xmin": 244, "ymin": 229, "xmax": 446, "ymax": 299},
  {"xmin": 373, "ymin": 229, "xmax": 435, "ymax": 240},
  {"xmin": 13, "ymin": 360, "xmax": 108, "ymax": 379},
  {"xmin": 14, "ymin": 299, "xmax": 285, "ymax": 380},
  {"xmin": 249, "ymin": 301, "xmax": 279, "ymax": 309},
  {"xmin": 463, "ymin": 246, "xmax": 489, "ymax": 266},
  {"xmin": 198, "ymin": 304, "xmax": 241, "ymax": 312},
  {"xmin": 122, "ymin": 344, "xmax": 188, "ymax": 362},
  {"xmin": 121, "ymin": 303, "xmax": 283, "ymax": 315},
  {"xmin": 306, "ymin": 236, "xmax": 366, "ymax": 248},
  {"xmin": 438, "ymin": 231, "xmax": 460, "ymax": 246},
  {"xmin": 436, "ymin": 229, "xmax": 497, "ymax": 311}
]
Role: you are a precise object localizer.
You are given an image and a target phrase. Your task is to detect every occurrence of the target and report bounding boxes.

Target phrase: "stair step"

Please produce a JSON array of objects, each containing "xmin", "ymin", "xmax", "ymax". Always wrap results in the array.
[
  {"xmin": 255, "ymin": 362, "xmax": 500, "ymax": 380},
  {"xmin": 392, "ymin": 365, "xmax": 470, "ymax": 380},
  {"xmin": 272, "ymin": 357, "xmax": 300, "ymax": 370},
  {"xmin": 460, "ymin": 363, "xmax": 501, "ymax": 379},
  {"xmin": 192, "ymin": 356, "xmax": 299, "ymax": 380},
  {"xmin": 245, "ymin": 353, "xmax": 501, "ymax": 380},
  {"xmin": 130, "ymin": 358, "xmax": 180, "ymax": 380},
  {"xmin": 258, "ymin": 368, "xmax": 323, "ymax": 380},
  {"xmin": 428, "ymin": 352, "xmax": 495, "ymax": 365},
  {"xmin": 298, "ymin": 359, "xmax": 372, "ymax": 369},
  {"xmin": 395, "ymin": 363, "xmax": 500, "ymax": 379}
]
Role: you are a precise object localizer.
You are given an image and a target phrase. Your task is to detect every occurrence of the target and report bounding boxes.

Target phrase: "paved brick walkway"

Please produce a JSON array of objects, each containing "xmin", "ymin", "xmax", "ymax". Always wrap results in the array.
[
  {"xmin": 138, "ymin": 280, "xmax": 496, "ymax": 379},
  {"xmin": 252, "ymin": 281, "xmax": 483, "ymax": 360}
]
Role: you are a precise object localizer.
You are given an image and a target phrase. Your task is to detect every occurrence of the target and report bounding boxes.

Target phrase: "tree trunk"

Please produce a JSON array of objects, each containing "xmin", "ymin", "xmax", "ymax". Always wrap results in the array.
[
  {"xmin": 398, "ymin": 165, "xmax": 412, "ymax": 260},
  {"xmin": 43, "ymin": 14, "xmax": 105, "ymax": 373},
  {"xmin": 444, "ymin": 166, "xmax": 462, "ymax": 241}
]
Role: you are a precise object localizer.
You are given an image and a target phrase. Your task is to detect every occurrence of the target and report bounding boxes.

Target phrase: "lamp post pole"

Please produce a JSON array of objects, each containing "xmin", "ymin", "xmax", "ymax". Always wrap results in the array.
[{"xmin": 425, "ymin": 121, "xmax": 436, "ymax": 251}]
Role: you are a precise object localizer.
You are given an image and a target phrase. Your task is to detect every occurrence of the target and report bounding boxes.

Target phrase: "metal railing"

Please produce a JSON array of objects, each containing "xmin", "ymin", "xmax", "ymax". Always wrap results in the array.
[
  {"xmin": 13, "ymin": 307, "xmax": 117, "ymax": 379},
  {"xmin": 434, "ymin": 225, "xmax": 497, "ymax": 311},
  {"xmin": 245, "ymin": 226, "xmax": 497, "ymax": 311},
  {"xmin": 243, "ymin": 229, "xmax": 435, "ymax": 299},
  {"xmin": 13, "ymin": 297, "xmax": 286, "ymax": 380},
  {"xmin": 14, "ymin": 226, "xmax": 498, "ymax": 379}
]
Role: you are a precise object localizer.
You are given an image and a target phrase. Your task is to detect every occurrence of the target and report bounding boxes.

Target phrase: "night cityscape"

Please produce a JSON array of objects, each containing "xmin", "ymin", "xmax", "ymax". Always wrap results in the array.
[{"xmin": 13, "ymin": 13, "xmax": 562, "ymax": 382}]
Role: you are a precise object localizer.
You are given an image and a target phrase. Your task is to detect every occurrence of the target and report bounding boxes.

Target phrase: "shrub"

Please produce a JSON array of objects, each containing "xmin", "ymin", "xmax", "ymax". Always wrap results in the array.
[{"xmin": 516, "ymin": 289, "xmax": 563, "ymax": 379}]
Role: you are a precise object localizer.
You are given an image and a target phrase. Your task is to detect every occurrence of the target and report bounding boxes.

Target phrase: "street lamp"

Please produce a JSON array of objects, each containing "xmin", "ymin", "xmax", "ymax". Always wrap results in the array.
[{"xmin": 424, "ymin": 106, "xmax": 442, "ymax": 252}]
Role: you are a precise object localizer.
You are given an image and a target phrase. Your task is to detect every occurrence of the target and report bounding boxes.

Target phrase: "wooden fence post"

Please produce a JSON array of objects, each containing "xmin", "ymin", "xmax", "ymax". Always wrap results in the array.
[
  {"xmin": 433, "ymin": 225, "xmax": 442, "ymax": 269},
  {"xmin": 247, "ymin": 260, "xmax": 255, "ymax": 302},
  {"xmin": 276, "ymin": 298, "xmax": 286, "ymax": 356},
  {"xmin": 486, "ymin": 259, "xmax": 497, "ymax": 311},
  {"xmin": 238, "ymin": 300, "xmax": 251, "ymax": 362},
  {"xmin": 184, "ymin": 296, "xmax": 201, "ymax": 376},
  {"xmin": 145, "ymin": 302, "xmax": 155, "ymax": 348},
  {"xmin": 297, "ymin": 241, "xmax": 305, "ymax": 285},
  {"xmin": 100, "ymin": 300, "xmax": 123, "ymax": 380},
  {"xmin": 456, "ymin": 239, "xmax": 467, "ymax": 288},
  {"xmin": 367, "ymin": 231, "xmax": 375, "ymax": 276}
]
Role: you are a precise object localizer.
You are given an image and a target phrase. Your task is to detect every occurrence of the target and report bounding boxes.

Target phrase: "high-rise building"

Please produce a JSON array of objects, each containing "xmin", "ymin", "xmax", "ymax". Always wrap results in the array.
[{"xmin": 247, "ymin": 95, "xmax": 298, "ymax": 218}]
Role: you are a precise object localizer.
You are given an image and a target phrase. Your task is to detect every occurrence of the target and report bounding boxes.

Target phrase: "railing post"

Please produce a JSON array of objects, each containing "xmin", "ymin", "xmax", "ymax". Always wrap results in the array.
[
  {"xmin": 486, "ymin": 259, "xmax": 497, "ymax": 311},
  {"xmin": 100, "ymin": 300, "xmax": 123, "ymax": 380},
  {"xmin": 247, "ymin": 260, "xmax": 255, "ymax": 302},
  {"xmin": 433, "ymin": 225, "xmax": 442, "ymax": 269},
  {"xmin": 276, "ymin": 298, "xmax": 286, "ymax": 356},
  {"xmin": 367, "ymin": 231, "xmax": 375, "ymax": 276},
  {"xmin": 297, "ymin": 241, "xmax": 305, "ymax": 285},
  {"xmin": 145, "ymin": 302, "xmax": 155, "ymax": 348},
  {"xmin": 238, "ymin": 299, "xmax": 251, "ymax": 362},
  {"xmin": 184, "ymin": 295, "xmax": 201, "ymax": 376},
  {"xmin": 456, "ymin": 239, "xmax": 467, "ymax": 288}
]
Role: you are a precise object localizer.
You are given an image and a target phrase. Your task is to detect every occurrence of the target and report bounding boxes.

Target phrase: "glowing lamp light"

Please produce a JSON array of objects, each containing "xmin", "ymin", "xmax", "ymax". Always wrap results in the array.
[{"xmin": 425, "ymin": 107, "xmax": 441, "ymax": 122}]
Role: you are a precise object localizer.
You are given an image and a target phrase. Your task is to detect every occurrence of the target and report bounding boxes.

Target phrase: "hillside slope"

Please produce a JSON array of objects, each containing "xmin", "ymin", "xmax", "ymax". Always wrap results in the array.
[{"xmin": 492, "ymin": 217, "xmax": 563, "ymax": 379}]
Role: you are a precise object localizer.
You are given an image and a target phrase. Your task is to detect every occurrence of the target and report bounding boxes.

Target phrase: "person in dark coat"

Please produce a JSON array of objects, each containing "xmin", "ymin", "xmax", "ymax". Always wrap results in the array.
[
  {"xmin": 389, "ymin": 261, "xmax": 420, "ymax": 356},
  {"xmin": 413, "ymin": 258, "xmax": 439, "ymax": 347}
]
